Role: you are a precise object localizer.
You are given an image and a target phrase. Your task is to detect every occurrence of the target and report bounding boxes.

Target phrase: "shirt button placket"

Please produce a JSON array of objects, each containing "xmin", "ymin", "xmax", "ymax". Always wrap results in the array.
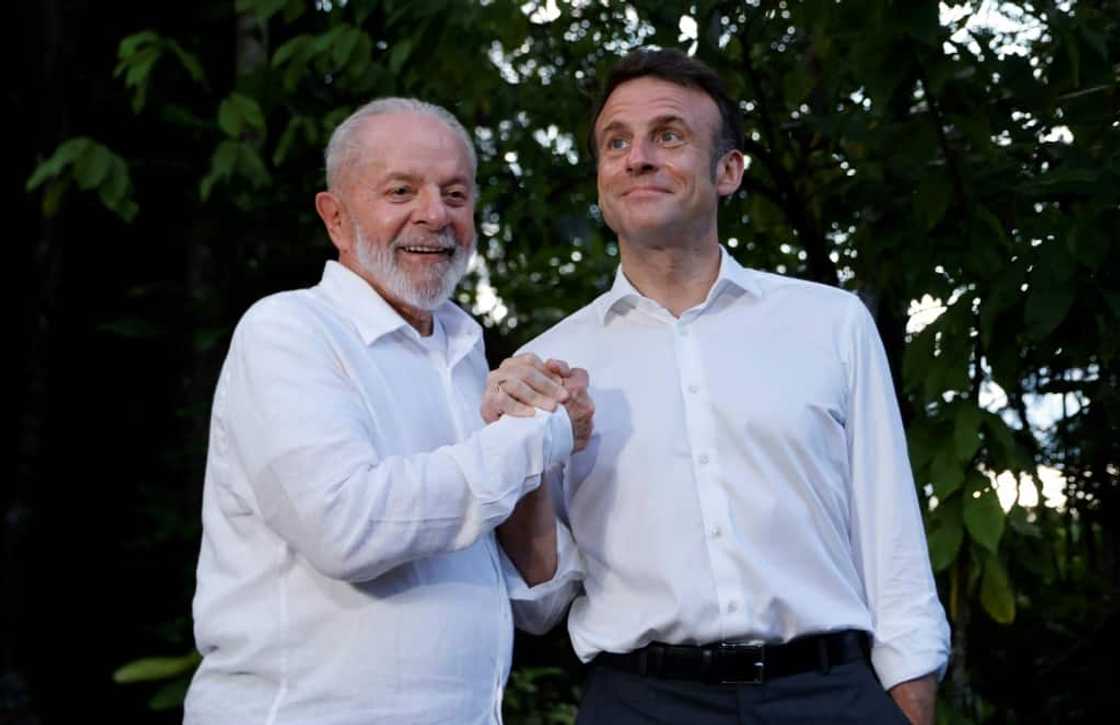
[{"xmin": 676, "ymin": 316, "xmax": 741, "ymax": 639}]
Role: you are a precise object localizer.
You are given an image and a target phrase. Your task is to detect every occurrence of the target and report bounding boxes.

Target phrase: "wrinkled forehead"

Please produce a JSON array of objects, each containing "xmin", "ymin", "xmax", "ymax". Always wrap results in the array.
[
  {"xmin": 349, "ymin": 112, "xmax": 474, "ymax": 182},
  {"xmin": 594, "ymin": 76, "xmax": 721, "ymax": 138}
]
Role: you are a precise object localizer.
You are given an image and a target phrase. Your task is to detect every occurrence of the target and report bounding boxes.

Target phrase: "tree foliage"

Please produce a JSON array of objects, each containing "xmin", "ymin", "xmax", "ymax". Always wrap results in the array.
[{"xmin": 17, "ymin": 1, "xmax": 1119, "ymax": 722}]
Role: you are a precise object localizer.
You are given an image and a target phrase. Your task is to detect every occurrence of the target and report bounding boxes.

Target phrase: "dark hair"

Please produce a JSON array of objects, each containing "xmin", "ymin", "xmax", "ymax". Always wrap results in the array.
[{"xmin": 586, "ymin": 48, "xmax": 742, "ymax": 170}]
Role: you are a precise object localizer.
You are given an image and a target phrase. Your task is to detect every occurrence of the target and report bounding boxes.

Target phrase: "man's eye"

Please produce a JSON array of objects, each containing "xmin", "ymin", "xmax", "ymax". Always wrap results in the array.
[
  {"xmin": 444, "ymin": 189, "xmax": 469, "ymax": 203},
  {"xmin": 388, "ymin": 186, "xmax": 412, "ymax": 198},
  {"xmin": 605, "ymin": 136, "xmax": 629, "ymax": 152},
  {"xmin": 658, "ymin": 130, "xmax": 683, "ymax": 144}
]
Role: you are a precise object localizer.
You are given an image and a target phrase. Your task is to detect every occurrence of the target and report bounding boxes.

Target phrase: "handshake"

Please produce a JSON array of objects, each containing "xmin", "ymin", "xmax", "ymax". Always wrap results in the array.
[{"xmin": 480, "ymin": 354, "xmax": 595, "ymax": 452}]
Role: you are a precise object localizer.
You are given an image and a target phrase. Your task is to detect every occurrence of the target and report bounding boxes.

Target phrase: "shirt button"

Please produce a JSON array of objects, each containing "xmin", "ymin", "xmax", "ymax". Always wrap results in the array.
[
  {"xmin": 697, "ymin": 453, "xmax": 710, "ymax": 465},
  {"xmin": 687, "ymin": 383, "xmax": 699, "ymax": 394},
  {"xmin": 678, "ymin": 327, "xmax": 689, "ymax": 337},
  {"xmin": 711, "ymin": 526, "xmax": 722, "ymax": 538},
  {"xmin": 727, "ymin": 600, "xmax": 738, "ymax": 613}
]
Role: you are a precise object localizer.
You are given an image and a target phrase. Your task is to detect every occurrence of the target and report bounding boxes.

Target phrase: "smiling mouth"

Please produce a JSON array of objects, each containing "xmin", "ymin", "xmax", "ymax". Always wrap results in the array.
[
  {"xmin": 397, "ymin": 245, "xmax": 454, "ymax": 256},
  {"xmin": 623, "ymin": 187, "xmax": 670, "ymax": 197}
]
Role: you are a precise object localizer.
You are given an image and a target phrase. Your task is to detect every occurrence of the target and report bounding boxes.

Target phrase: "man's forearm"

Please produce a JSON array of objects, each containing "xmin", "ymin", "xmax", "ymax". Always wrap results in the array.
[
  {"xmin": 889, "ymin": 673, "xmax": 937, "ymax": 725},
  {"xmin": 497, "ymin": 484, "xmax": 558, "ymax": 586}
]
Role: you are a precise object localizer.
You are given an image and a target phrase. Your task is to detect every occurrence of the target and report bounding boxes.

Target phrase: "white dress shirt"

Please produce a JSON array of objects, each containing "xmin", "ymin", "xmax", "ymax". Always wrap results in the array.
[
  {"xmin": 521, "ymin": 246, "xmax": 950, "ymax": 690},
  {"xmin": 185, "ymin": 261, "xmax": 575, "ymax": 725}
]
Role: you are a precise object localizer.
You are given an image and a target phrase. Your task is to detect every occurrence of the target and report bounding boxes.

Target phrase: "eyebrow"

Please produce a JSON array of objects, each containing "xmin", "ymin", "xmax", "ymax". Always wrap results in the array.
[
  {"xmin": 647, "ymin": 114, "xmax": 690, "ymax": 131},
  {"xmin": 379, "ymin": 172, "xmax": 471, "ymax": 187},
  {"xmin": 597, "ymin": 114, "xmax": 691, "ymax": 141}
]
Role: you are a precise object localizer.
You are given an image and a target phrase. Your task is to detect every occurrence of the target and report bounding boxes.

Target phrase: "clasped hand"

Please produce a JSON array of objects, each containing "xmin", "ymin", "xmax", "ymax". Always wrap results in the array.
[{"xmin": 481, "ymin": 354, "xmax": 594, "ymax": 452}]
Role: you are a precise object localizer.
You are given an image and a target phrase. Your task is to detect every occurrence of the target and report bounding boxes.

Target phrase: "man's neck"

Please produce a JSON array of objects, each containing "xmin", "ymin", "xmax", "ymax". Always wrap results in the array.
[{"xmin": 617, "ymin": 235, "xmax": 722, "ymax": 318}]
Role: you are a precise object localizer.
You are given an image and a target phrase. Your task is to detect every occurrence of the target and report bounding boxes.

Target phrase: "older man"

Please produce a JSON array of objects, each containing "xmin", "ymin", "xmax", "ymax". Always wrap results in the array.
[
  {"xmin": 485, "ymin": 50, "xmax": 950, "ymax": 724},
  {"xmin": 184, "ymin": 98, "xmax": 591, "ymax": 725}
]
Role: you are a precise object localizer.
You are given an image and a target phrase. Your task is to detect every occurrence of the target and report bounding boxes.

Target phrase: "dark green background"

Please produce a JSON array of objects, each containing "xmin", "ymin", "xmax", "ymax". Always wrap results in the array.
[{"xmin": 14, "ymin": 1, "xmax": 1119, "ymax": 722}]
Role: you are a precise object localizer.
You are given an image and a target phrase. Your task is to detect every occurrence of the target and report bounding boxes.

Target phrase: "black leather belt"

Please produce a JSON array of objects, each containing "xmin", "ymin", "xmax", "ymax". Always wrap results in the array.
[{"xmin": 593, "ymin": 630, "xmax": 870, "ymax": 685}]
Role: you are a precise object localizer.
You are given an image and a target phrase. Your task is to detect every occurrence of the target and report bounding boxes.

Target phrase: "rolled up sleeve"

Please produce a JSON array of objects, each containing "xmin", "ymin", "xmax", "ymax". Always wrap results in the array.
[
  {"xmin": 224, "ymin": 298, "xmax": 574, "ymax": 583},
  {"xmin": 843, "ymin": 300, "xmax": 951, "ymax": 689}
]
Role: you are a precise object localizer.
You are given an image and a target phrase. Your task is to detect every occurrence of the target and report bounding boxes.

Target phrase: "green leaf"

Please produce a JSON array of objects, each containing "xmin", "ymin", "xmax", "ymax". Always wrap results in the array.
[
  {"xmin": 200, "ymin": 140, "xmax": 240, "ymax": 200},
  {"xmin": 169, "ymin": 42, "xmax": 208, "ymax": 87},
  {"xmin": 906, "ymin": 421, "xmax": 936, "ymax": 472},
  {"xmin": 902, "ymin": 325, "xmax": 936, "ymax": 393},
  {"xmin": 148, "ymin": 677, "xmax": 190, "ymax": 711},
  {"xmin": 1104, "ymin": 291, "xmax": 1120, "ymax": 321},
  {"xmin": 113, "ymin": 652, "xmax": 201, "ymax": 683},
  {"xmin": 973, "ymin": 205, "xmax": 1008, "ymax": 248},
  {"xmin": 272, "ymin": 35, "xmax": 313, "ymax": 68},
  {"xmin": 979, "ymin": 265, "xmax": 1024, "ymax": 347},
  {"xmin": 117, "ymin": 30, "xmax": 160, "ymax": 61},
  {"xmin": 1064, "ymin": 28, "xmax": 1080, "ymax": 87},
  {"xmin": 952, "ymin": 404, "xmax": 982, "ymax": 463},
  {"xmin": 782, "ymin": 67, "xmax": 813, "ymax": 105},
  {"xmin": 964, "ymin": 478, "xmax": 1005, "ymax": 553},
  {"xmin": 1023, "ymin": 168, "xmax": 1098, "ymax": 197},
  {"xmin": 928, "ymin": 524, "xmax": 963, "ymax": 572},
  {"xmin": 979, "ymin": 553, "xmax": 1015, "ymax": 624},
  {"xmin": 218, "ymin": 93, "xmax": 266, "ymax": 139},
  {"xmin": 41, "ymin": 177, "xmax": 71, "ymax": 218},
  {"xmin": 332, "ymin": 26, "xmax": 361, "ymax": 68},
  {"xmin": 1023, "ymin": 284, "xmax": 1075, "ymax": 340},
  {"xmin": 928, "ymin": 498, "xmax": 963, "ymax": 572},
  {"xmin": 98, "ymin": 156, "xmax": 131, "ymax": 206},
  {"xmin": 350, "ymin": 0, "xmax": 379, "ymax": 24},
  {"xmin": 915, "ymin": 173, "xmax": 952, "ymax": 231},
  {"xmin": 283, "ymin": 0, "xmax": 306, "ymax": 23},
  {"xmin": 120, "ymin": 45, "xmax": 161, "ymax": 113},
  {"xmin": 214, "ymin": 141, "xmax": 240, "ymax": 177},
  {"xmin": 274, "ymin": 34, "xmax": 320, "ymax": 92},
  {"xmin": 29, "ymin": 139, "xmax": 135, "ymax": 221},
  {"xmin": 74, "ymin": 144, "xmax": 112, "ymax": 190},
  {"xmin": 930, "ymin": 449, "xmax": 965, "ymax": 499},
  {"xmin": 236, "ymin": 0, "xmax": 288, "ymax": 22},
  {"xmin": 273, "ymin": 116, "xmax": 303, "ymax": 165},
  {"xmin": 1079, "ymin": 23, "xmax": 1109, "ymax": 60},
  {"xmin": 345, "ymin": 31, "xmax": 374, "ymax": 81},
  {"xmin": 218, "ymin": 97, "xmax": 243, "ymax": 137},
  {"xmin": 981, "ymin": 413, "xmax": 1016, "ymax": 469},
  {"xmin": 313, "ymin": 25, "xmax": 347, "ymax": 55},
  {"xmin": 389, "ymin": 38, "xmax": 414, "ymax": 75},
  {"xmin": 1068, "ymin": 221, "xmax": 1109, "ymax": 270},
  {"xmin": 236, "ymin": 144, "xmax": 271, "ymax": 187},
  {"xmin": 26, "ymin": 137, "xmax": 92, "ymax": 191},
  {"xmin": 114, "ymin": 198, "xmax": 140, "ymax": 223},
  {"xmin": 233, "ymin": 93, "xmax": 266, "ymax": 134}
]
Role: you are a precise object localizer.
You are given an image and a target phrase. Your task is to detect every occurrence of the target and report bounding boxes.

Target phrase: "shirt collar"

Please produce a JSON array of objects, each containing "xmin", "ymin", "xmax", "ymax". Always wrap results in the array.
[
  {"xmin": 316, "ymin": 261, "xmax": 483, "ymax": 364},
  {"xmin": 595, "ymin": 244, "xmax": 763, "ymax": 325}
]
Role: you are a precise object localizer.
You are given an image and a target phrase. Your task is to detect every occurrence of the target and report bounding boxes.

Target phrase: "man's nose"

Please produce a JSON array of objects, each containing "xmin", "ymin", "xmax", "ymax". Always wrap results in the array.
[
  {"xmin": 625, "ymin": 137, "xmax": 657, "ymax": 174},
  {"xmin": 414, "ymin": 186, "xmax": 449, "ymax": 228}
]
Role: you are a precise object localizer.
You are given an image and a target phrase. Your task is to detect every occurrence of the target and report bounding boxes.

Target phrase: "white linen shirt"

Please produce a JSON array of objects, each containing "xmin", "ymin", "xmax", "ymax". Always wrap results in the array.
[
  {"xmin": 521, "ymin": 247, "xmax": 950, "ymax": 690},
  {"xmin": 185, "ymin": 261, "xmax": 574, "ymax": 725}
]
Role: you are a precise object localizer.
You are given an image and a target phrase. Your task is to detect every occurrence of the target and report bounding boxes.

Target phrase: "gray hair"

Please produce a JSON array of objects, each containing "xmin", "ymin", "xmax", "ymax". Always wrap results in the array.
[{"xmin": 324, "ymin": 97, "xmax": 477, "ymax": 191}]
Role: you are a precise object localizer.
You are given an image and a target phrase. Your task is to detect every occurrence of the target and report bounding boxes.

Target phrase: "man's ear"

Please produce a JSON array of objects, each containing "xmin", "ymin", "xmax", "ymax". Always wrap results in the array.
[
  {"xmin": 315, "ymin": 190, "xmax": 352, "ymax": 255},
  {"xmin": 714, "ymin": 149, "xmax": 745, "ymax": 197}
]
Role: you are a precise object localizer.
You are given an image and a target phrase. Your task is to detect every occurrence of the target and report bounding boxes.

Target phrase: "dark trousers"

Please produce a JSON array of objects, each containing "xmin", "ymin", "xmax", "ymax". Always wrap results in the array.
[{"xmin": 575, "ymin": 659, "xmax": 910, "ymax": 725}]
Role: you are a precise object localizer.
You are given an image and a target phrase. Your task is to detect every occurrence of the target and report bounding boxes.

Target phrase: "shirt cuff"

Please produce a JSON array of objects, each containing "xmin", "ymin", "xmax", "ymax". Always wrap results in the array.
[
  {"xmin": 871, "ymin": 638, "xmax": 949, "ymax": 690},
  {"xmin": 503, "ymin": 514, "xmax": 583, "ymax": 601},
  {"xmin": 541, "ymin": 405, "xmax": 574, "ymax": 471}
]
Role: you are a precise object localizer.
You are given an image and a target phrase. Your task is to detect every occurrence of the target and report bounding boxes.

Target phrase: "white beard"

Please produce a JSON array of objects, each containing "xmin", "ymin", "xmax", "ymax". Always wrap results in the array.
[{"xmin": 353, "ymin": 225, "xmax": 474, "ymax": 311}]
